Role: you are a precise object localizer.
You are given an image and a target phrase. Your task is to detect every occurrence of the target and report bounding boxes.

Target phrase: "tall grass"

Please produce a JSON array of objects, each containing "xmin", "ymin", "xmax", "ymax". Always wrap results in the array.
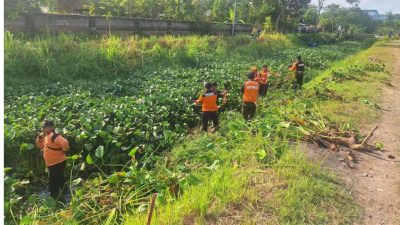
[{"xmin": 4, "ymin": 32, "xmax": 298, "ymax": 91}]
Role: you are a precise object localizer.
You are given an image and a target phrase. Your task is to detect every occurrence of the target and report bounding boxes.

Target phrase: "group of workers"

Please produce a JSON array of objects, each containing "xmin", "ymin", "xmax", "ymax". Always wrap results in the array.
[
  {"xmin": 196, "ymin": 56, "xmax": 305, "ymax": 132},
  {"xmin": 35, "ymin": 56, "xmax": 305, "ymax": 203}
]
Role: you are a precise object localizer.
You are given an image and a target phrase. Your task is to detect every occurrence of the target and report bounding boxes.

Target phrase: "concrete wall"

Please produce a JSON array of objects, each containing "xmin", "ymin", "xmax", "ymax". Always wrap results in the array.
[
  {"xmin": 4, "ymin": 16, "xmax": 25, "ymax": 33},
  {"xmin": 5, "ymin": 13, "xmax": 252, "ymax": 36}
]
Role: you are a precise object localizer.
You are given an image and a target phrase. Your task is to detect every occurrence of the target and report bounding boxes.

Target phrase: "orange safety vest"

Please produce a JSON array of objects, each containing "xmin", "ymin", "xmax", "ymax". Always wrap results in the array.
[
  {"xmin": 36, "ymin": 132, "xmax": 69, "ymax": 167},
  {"xmin": 258, "ymin": 71, "xmax": 268, "ymax": 84},
  {"xmin": 198, "ymin": 91, "xmax": 218, "ymax": 112},
  {"xmin": 243, "ymin": 80, "xmax": 259, "ymax": 103},
  {"xmin": 289, "ymin": 62, "xmax": 297, "ymax": 71}
]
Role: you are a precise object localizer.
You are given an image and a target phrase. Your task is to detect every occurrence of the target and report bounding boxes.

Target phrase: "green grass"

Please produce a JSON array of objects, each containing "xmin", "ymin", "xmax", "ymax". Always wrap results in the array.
[
  {"xmin": 305, "ymin": 41, "xmax": 391, "ymax": 127},
  {"xmin": 123, "ymin": 112, "xmax": 360, "ymax": 224},
  {"xmin": 273, "ymin": 150, "xmax": 359, "ymax": 225},
  {"xmin": 123, "ymin": 130, "xmax": 256, "ymax": 224},
  {"xmin": 125, "ymin": 165, "xmax": 248, "ymax": 225}
]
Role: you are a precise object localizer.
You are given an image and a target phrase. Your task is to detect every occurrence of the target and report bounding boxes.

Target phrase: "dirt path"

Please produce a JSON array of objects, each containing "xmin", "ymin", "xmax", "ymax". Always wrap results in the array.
[
  {"xmin": 306, "ymin": 41, "xmax": 400, "ymax": 225},
  {"xmin": 354, "ymin": 41, "xmax": 400, "ymax": 225}
]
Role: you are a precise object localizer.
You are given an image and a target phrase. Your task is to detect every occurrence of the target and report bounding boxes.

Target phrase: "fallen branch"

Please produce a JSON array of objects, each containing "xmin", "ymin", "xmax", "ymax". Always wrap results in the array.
[
  {"xmin": 361, "ymin": 126, "xmax": 378, "ymax": 145},
  {"xmin": 313, "ymin": 126, "xmax": 378, "ymax": 151}
]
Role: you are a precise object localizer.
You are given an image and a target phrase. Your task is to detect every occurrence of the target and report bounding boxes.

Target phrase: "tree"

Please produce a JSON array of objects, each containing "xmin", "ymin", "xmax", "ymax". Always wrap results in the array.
[
  {"xmin": 346, "ymin": 0, "xmax": 360, "ymax": 7},
  {"xmin": 263, "ymin": 16, "xmax": 273, "ymax": 33},
  {"xmin": 320, "ymin": 4, "xmax": 342, "ymax": 32},
  {"xmin": 377, "ymin": 12, "xmax": 400, "ymax": 35},
  {"xmin": 246, "ymin": 0, "xmax": 275, "ymax": 27},
  {"xmin": 275, "ymin": 0, "xmax": 290, "ymax": 32},
  {"xmin": 317, "ymin": 0, "xmax": 326, "ymax": 26},
  {"xmin": 320, "ymin": 4, "xmax": 377, "ymax": 33},
  {"xmin": 211, "ymin": 0, "xmax": 230, "ymax": 21},
  {"xmin": 187, "ymin": 0, "xmax": 213, "ymax": 21},
  {"xmin": 9, "ymin": 0, "xmax": 321, "ymax": 34},
  {"xmin": 384, "ymin": 12, "xmax": 395, "ymax": 27},
  {"xmin": 5, "ymin": 0, "xmax": 55, "ymax": 19},
  {"xmin": 304, "ymin": 5, "xmax": 318, "ymax": 25},
  {"xmin": 275, "ymin": 0, "xmax": 311, "ymax": 32}
]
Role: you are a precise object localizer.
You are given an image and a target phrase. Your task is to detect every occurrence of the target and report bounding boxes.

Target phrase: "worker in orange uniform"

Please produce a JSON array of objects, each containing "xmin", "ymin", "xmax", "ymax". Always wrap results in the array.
[
  {"xmin": 36, "ymin": 120, "xmax": 69, "ymax": 201},
  {"xmin": 211, "ymin": 82, "xmax": 228, "ymax": 105},
  {"xmin": 241, "ymin": 72, "xmax": 259, "ymax": 121},
  {"xmin": 289, "ymin": 56, "xmax": 305, "ymax": 90},
  {"xmin": 257, "ymin": 65, "xmax": 269, "ymax": 96},
  {"xmin": 195, "ymin": 82, "xmax": 226, "ymax": 132}
]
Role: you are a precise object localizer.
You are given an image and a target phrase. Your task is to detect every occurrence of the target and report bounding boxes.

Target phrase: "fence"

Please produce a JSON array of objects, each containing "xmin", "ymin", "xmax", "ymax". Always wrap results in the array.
[{"xmin": 4, "ymin": 13, "xmax": 253, "ymax": 36}]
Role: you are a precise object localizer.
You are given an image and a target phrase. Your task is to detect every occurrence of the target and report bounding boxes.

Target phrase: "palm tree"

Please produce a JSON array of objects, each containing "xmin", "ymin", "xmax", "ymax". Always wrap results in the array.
[{"xmin": 225, "ymin": 0, "xmax": 245, "ymax": 36}]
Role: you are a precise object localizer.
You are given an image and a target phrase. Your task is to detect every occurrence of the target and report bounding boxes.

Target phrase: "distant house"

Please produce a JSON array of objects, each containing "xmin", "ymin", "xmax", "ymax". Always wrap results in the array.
[
  {"xmin": 297, "ymin": 23, "xmax": 319, "ymax": 33},
  {"xmin": 362, "ymin": 10, "xmax": 381, "ymax": 20},
  {"xmin": 362, "ymin": 10, "xmax": 389, "ymax": 20}
]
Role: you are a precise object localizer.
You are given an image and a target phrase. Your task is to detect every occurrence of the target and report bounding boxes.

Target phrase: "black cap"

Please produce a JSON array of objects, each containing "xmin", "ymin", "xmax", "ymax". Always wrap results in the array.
[
  {"xmin": 297, "ymin": 56, "xmax": 302, "ymax": 60},
  {"xmin": 212, "ymin": 82, "xmax": 218, "ymax": 86},
  {"xmin": 247, "ymin": 72, "xmax": 255, "ymax": 80},
  {"xmin": 42, "ymin": 120, "xmax": 54, "ymax": 128}
]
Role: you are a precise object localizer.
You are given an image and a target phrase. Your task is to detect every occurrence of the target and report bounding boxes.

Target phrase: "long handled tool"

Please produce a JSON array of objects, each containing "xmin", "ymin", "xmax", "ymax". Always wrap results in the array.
[{"xmin": 146, "ymin": 193, "xmax": 158, "ymax": 225}]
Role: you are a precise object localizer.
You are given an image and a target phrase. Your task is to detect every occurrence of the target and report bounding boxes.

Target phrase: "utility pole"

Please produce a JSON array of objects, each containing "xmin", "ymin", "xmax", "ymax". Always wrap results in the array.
[
  {"xmin": 231, "ymin": 0, "xmax": 237, "ymax": 35},
  {"xmin": 129, "ymin": 0, "xmax": 132, "ymax": 17}
]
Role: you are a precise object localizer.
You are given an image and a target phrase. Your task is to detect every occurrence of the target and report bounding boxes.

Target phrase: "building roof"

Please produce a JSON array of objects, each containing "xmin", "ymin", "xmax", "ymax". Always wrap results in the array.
[{"xmin": 362, "ymin": 10, "xmax": 379, "ymax": 15}]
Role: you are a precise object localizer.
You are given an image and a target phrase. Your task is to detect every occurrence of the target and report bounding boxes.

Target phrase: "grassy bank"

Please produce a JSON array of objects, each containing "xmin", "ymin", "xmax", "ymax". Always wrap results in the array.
[
  {"xmin": 125, "ymin": 128, "xmax": 358, "ymax": 225},
  {"xmin": 305, "ymin": 40, "xmax": 391, "ymax": 127}
]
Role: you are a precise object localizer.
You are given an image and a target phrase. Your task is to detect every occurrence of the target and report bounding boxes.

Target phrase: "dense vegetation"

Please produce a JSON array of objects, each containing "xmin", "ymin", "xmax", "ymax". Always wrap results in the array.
[
  {"xmin": 4, "ymin": 32, "xmax": 381, "ymax": 224},
  {"xmin": 5, "ymin": 0, "xmax": 400, "ymax": 34},
  {"xmin": 5, "ymin": 0, "xmax": 312, "ymax": 32}
]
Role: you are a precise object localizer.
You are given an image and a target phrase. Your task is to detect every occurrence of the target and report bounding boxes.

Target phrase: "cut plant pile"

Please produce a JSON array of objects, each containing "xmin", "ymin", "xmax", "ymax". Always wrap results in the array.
[
  {"xmin": 305, "ymin": 126, "xmax": 380, "ymax": 168},
  {"xmin": 312, "ymin": 125, "xmax": 378, "ymax": 151}
]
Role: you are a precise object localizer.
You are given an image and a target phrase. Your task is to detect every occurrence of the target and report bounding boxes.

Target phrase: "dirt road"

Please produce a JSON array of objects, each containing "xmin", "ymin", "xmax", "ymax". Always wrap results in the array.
[
  {"xmin": 307, "ymin": 41, "xmax": 400, "ymax": 225},
  {"xmin": 354, "ymin": 41, "xmax": 400, "ymax": 225}
]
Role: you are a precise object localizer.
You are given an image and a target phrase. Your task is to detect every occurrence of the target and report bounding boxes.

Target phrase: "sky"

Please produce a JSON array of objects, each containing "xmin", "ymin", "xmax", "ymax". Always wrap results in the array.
[{"xmin": 310, "ymin": 0, "xmax": 400, "ymax": 14}]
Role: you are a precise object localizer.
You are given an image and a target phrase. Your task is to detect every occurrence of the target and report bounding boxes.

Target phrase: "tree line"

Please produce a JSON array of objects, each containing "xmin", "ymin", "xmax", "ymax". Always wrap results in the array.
[{"xmin": 5, "ymin": 0, "xmax": 400, "ymax": 34}]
